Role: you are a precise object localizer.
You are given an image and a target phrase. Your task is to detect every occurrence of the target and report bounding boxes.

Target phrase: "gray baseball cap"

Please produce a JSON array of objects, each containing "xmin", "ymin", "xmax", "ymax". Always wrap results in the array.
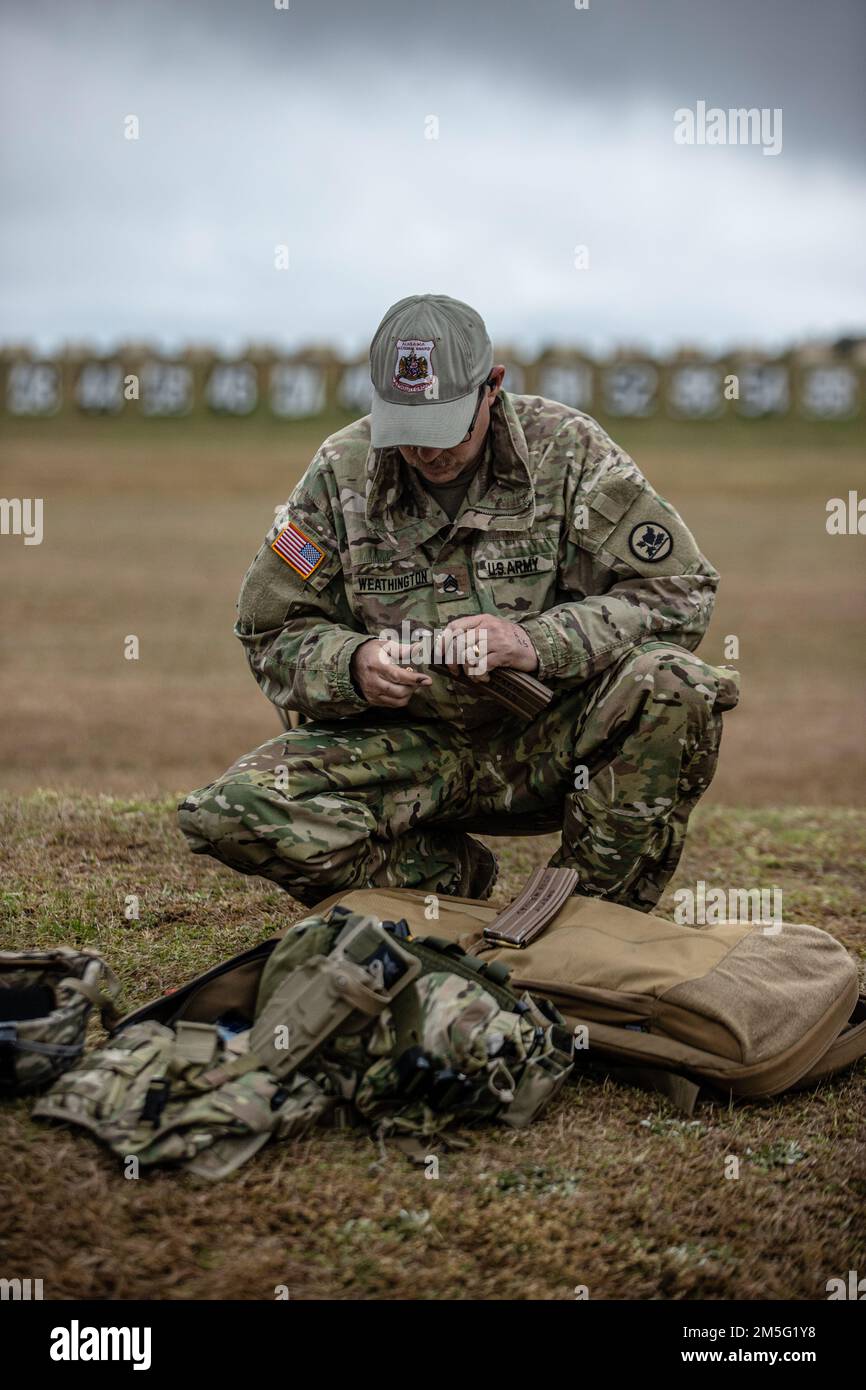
[{"xmin": 369, "ymin": 294, "xmax": 494, "ymax": 448}]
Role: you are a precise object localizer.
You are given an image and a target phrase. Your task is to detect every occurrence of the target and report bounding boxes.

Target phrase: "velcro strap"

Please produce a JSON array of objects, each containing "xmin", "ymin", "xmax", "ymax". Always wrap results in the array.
[
  {"xmin": 197, "ymin": 1052, "xmax": 262, "ymax": 1090},
  {"xmin": 416, "ymin": 936, "xmax": 460, "ymax": 955},
  {"xmin": 479, "ymin": 961, "xmax": 511, "ymax": 987},
  {"xmin": 172, "ymin": 1022, "xmax": 220, "ymax": 1067}
]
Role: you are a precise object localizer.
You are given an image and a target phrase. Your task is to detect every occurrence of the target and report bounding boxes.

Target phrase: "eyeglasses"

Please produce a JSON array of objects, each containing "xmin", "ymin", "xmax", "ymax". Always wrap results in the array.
[
  {"xmin": 402, "ymin": 380, "xmax": 492, "ymax": 457},
  {"xmin": 459, "ymin": 380, "xmax": 491, "ymax": 445}
]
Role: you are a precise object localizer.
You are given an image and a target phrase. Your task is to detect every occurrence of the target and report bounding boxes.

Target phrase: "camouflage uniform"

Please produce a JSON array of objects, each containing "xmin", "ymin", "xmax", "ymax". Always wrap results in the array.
[{"xmin": 179, "ymin": 392, "xmax": 738, "ymax": 909}]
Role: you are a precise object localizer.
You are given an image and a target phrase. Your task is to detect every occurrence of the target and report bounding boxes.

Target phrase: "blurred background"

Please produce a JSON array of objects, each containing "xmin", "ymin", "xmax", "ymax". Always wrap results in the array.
[{"xmin": 1, "ymin": 0, "xmax": 864, "ymax": 805}]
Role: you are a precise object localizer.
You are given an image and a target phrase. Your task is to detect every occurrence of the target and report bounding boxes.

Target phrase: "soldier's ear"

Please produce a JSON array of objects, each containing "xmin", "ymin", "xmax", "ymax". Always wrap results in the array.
[{"xmin": 487, "ymin": 365, "xmax": 506, "ymax": 397}]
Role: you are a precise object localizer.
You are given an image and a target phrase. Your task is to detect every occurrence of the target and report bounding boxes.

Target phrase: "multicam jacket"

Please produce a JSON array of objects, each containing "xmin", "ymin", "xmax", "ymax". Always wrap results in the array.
[{"xmin": 236, "ymin": 392, "xmax": 719, "ymax": 729}]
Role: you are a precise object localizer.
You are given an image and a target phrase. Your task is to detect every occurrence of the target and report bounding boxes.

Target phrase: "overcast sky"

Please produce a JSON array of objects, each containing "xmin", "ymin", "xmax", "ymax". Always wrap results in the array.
[{"xmin": 2, "ymin": 0, "xmax": 864, "ymax": 356}]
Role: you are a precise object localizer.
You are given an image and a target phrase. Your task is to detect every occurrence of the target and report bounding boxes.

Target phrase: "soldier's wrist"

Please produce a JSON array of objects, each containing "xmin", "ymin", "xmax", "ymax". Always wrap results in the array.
[
  {"xmin": 338, "ymin": 636, "xmax": 375, "ymax": 706},
  {"xmin": 513, "ymin": 626, "xmax": 540, "ymax": 673},
  {"xmin": 349, "ymin": 642, "xmax": 369, "ymax": 699}
]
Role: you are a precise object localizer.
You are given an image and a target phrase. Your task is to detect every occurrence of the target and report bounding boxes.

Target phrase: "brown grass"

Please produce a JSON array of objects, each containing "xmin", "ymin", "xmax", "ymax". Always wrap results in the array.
[{"xmin": 0, "ymin": 793, "xmax": 863, "ymax": 1301}]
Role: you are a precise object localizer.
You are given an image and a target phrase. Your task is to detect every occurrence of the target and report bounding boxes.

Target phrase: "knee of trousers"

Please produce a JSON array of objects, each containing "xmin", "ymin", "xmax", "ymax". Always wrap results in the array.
[
  {"xmin": 177, "ymin": 777, "xmax": 301, "ymax": 863},
  {"xmin": 617, "ymin": 643, "xmax": 723, "ymax": 732},
  {"xmin": 177, "ymin": 774, "xmax": 375, "ymax": 883}
]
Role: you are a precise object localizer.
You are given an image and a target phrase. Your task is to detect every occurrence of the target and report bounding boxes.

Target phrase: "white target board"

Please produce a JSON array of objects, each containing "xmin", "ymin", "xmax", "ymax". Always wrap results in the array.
[
  {"xmin": 538, "ymin": 365, "xmax": 593, "ymax": 410},
  {"xmin": 667, "ymin": 365, "xmax": 724, "ymax": 419},
  {"xmin": 76, "ymin": 362, "xmax": 124, "ymax": 414},
  {"xmin": 140, "ymin": 362, "xmax": 194, "ymax": 416},
  {"xmin": 602, "ymin": 362, "xmax": 658, "ymax": 417},
  {"xmin": 6, "ymin": 362, "xmax": 62, "ymax": 415},
  {"xmin": 736, "ymin": 364, "xmax": 790, "ymax": 418},
  {"xmin": 205, "ymin": 363, "xmax": 258, "ymax": 415},
  {"xmin": 337, "ymin": 365, "xmax": 373, "ymax": 413},
  {"xmin": 799, "ymin": 365, "xmax": 859, "ymax": 419},
  {"xmin": 270, "ymin": 364, "xmax": 326, "ymax": 418}
]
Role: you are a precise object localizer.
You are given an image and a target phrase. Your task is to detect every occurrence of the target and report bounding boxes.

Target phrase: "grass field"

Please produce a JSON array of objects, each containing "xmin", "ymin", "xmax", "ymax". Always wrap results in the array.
[
  {"xmin": 0, "ymin": 406, "xmax": 864, "ymax": 1300},
  {"xmin": 0, "ymin": 793, "xmax": 863, "ymax": 1301}
]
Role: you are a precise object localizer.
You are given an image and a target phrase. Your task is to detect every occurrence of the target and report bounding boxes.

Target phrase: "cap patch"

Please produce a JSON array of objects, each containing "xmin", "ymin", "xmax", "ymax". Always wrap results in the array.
[
  {"xmin": 272, "ymin": 521, "xmax": 327, "ymax": 578},
  {"xmin": 393, "ymin": 339, "xmax": 435, "ymax": 393},
  {"xmin": 628, "ymin": 522, "xmax": 673, "ymax": 563}
]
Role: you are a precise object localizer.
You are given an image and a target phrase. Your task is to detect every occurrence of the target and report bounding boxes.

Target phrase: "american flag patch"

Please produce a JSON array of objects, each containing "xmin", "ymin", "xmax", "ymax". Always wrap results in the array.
[{"xmin": 271, "ymin": 521, "xmax": 326, "ymax": 579}]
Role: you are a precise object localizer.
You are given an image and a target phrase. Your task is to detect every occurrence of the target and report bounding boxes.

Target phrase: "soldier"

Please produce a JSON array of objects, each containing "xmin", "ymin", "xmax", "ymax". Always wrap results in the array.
[{"xmin": 178, "ymin": 295, "xmax": 739, "ymax": 910}]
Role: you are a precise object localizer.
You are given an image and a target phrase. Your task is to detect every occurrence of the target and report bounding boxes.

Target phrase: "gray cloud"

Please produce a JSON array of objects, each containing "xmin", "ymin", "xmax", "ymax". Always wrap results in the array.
[
  {"xmin": 2, "ymin": 0, "xmax": 864, "ymax": 352},
  {"xmin": 14, "ymin": 0, "xmax": 859, "ymax": 164}
]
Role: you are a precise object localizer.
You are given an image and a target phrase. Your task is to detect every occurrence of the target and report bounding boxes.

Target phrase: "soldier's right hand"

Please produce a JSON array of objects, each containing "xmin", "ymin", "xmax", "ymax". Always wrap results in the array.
[{"xmin": 351, "ymin": 639, "xmax": 433, "ymax": 708}]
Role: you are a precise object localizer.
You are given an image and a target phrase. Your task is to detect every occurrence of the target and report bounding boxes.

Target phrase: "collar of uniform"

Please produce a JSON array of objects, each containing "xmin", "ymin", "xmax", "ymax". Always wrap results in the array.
[{"xmin": 363, "ymin": 390, "xmax": 535, "ymax": 548}]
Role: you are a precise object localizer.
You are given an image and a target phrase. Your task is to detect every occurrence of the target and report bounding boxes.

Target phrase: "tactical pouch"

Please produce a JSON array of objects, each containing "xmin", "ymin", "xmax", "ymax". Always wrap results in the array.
[
  {"xmin": 501, "ymin": 1020, "xmax": 576, "ymax": 1129},
  {"xmin": 248, "ymin": 915, "xmax": 421, "ymax": 1079}
]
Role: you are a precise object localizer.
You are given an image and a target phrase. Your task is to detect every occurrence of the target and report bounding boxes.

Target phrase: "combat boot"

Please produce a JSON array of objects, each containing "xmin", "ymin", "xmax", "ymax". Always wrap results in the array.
[{"xmin": 453, "ymin": 833, "xmax": 498, "ymax": 900}]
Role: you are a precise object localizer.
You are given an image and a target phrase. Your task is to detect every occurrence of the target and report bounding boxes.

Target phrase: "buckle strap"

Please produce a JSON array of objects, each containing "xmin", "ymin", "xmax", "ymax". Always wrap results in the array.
[
  {"xmin": 0, "ymin": 1028, "xmax": 85, "ymax": 1059},
  {"xmin": 64, "ymin": 962, "xmax": 122, "ymax": 1030}
]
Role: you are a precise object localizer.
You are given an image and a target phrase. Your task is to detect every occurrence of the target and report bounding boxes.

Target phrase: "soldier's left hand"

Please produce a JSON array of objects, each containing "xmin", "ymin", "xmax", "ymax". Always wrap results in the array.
[{"xmin": 441, "ymin": 615, "xmax": 539, "ymax": 681}]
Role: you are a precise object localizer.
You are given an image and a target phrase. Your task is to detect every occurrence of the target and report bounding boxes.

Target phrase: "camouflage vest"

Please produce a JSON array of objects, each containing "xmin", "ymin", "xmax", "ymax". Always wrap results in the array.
[{"xmin": 34, "ymin": 908, "xmax": 574, "ymax": 1178}]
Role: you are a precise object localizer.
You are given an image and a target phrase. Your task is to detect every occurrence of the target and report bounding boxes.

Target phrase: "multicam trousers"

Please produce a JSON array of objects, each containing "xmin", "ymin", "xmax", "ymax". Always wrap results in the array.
[{"xmin": 178, "ymin": 641, "xmax": 739, "ymax": 912}]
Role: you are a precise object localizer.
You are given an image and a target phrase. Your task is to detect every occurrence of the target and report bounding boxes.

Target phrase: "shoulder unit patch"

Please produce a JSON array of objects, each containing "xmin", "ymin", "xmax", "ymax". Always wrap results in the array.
[
  {"xmin": 628, "ymin": 521, "xmax": 673, "ymax": 563},
  {"xmin": 272, "ymin": 521, "xmax": 327, "ymax": 578}
]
